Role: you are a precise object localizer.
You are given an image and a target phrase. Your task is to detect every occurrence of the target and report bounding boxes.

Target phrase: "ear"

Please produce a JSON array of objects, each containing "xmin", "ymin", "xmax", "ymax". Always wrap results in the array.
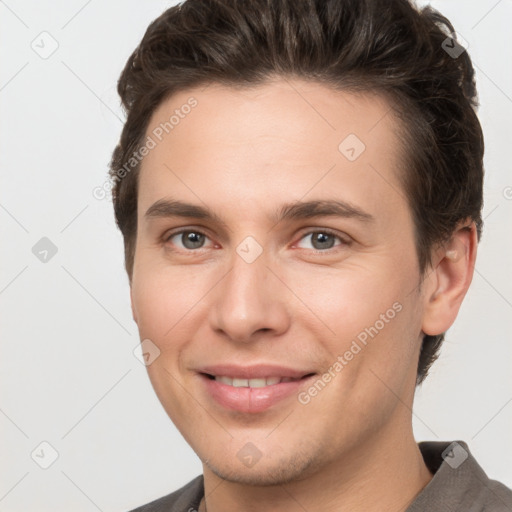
[
  {"xmin": 421, "ymin": 221, "xmax": 478, "ymax": 336},
  {"xmin": 130, "ymin": 285, "xmax": 138, "ymax": 324}
]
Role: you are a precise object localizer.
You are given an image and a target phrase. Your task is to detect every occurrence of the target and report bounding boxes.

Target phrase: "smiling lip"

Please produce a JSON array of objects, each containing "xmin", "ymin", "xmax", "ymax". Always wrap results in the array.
[{"xmin": 196, "ymin": 364, "xmax": 316, "ymax": 413}]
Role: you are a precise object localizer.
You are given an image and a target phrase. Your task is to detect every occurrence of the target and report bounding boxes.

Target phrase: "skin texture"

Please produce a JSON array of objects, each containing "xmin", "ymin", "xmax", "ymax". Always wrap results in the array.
[{"xmin": 130, "ymin": 78, "xmax": 477, "ymax": 512}]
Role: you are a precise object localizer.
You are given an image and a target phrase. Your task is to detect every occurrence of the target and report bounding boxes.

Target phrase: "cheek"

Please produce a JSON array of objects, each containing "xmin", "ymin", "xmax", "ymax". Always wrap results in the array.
[
  {"xmin": 287, "ymin": 261, "xmax": 421, "ymax": 389},
  {"xmin": 131, "ymin": 260, "xmax": 210, "ymax": 342},
  {"xmin": 130, "ymin": 267, "xmax": 208, "ymax": 425},
  {"xmin": 296, "ymin": 269, "xmax": 420, "ymax": 432},
  {"xmin": 287, "ymin": 261, "xmax": 408, "ymax": 339}
]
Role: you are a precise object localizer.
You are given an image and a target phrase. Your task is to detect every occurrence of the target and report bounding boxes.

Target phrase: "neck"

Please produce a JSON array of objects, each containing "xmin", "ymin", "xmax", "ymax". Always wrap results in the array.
[{"xmin": 200, "ymin": 418, "xmax": 432, "ymax": 512}]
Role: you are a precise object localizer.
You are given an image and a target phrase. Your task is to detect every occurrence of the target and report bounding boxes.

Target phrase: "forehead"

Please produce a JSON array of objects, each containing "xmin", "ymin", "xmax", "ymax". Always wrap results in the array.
[{"xmin": 138, "ymin": 79, "xmax": 407, "ymax": 227}]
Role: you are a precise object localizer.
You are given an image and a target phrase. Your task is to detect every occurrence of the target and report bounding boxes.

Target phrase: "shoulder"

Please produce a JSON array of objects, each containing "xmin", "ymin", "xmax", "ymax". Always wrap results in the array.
[
  {"xmin": 481, "ymin": 478, "xmax": 512, "ymax": 512},
  {"xmin": 410, "ymin": 441, "xmax": 512, "ymax": 512},
  {"xmin": 127, "ymin": 474, "xmax": 204, "ymax": 512}
]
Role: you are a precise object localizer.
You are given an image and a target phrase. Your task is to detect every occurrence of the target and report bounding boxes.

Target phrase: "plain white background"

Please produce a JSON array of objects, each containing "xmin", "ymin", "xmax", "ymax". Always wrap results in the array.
[{"xmin": 1, "ymin": 1, "xmax": 511, "ymax": 511}]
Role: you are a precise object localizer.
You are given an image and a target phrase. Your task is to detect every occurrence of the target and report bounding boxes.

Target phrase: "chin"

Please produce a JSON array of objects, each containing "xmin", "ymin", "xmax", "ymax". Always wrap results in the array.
[{"xmin": 203, "ymin": 449, "xmax": 321, "ymax": 486}]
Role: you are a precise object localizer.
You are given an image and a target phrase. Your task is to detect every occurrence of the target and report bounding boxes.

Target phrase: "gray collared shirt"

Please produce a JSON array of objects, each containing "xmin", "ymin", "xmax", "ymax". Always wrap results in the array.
[{"xmin": 128, "ymin": 440, "xmax": 512, "ymax": 511}]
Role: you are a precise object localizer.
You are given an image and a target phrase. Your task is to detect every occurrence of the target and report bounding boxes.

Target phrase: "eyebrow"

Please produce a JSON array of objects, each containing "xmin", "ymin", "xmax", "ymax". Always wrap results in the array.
[{"xmin": 144, "ymin": 198, "xmax": 375, "ymax": 225}]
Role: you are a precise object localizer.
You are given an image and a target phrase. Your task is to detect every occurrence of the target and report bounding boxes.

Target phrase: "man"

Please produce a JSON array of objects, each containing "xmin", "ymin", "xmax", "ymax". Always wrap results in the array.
[{"xmin": 109, "ymin": 0, "xmax": 512, "ymax": 510}]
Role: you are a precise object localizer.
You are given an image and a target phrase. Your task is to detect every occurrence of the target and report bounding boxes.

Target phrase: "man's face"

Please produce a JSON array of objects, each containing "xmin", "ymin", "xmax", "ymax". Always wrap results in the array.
[{"xmin": 130, "ymin": 79, "xmax": 428, "ymax": 484}]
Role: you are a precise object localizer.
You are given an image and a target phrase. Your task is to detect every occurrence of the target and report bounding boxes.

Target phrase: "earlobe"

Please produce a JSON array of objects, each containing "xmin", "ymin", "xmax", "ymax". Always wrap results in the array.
[{"xmin": 421, "ymin": 222, "xmax": 478, "ymax": 336}]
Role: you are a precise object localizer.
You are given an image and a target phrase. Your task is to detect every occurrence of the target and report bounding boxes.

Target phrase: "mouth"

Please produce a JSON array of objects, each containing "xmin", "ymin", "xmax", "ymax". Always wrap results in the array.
[
  {"xmin": 201, "ymin": 373, "xmax": 315, "ymax": 387},
  {"xmin": 198, "ymin": 371, "xmax": 317, "ymax": 413}
]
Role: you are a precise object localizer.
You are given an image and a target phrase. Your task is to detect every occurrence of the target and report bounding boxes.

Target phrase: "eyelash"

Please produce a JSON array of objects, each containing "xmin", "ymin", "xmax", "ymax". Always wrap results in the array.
[{"xmin": 162, "ymin": 227, "xmax": 350, "ymax": 254}]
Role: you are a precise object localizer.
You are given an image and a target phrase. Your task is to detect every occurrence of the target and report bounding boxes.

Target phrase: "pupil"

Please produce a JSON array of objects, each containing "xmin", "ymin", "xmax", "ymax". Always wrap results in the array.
[
  {"xmin": 313, "ymin": 233, "xmax": 334, "ymax": 250},
  {"xmin": 183, "ymin": 232, "xmax": 204, "ymax": 249}
]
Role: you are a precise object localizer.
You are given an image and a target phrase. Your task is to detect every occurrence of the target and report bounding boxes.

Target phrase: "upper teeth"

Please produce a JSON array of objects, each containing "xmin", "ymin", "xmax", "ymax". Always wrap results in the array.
[{"xmin": 214, "ymin": 376, "xmax": 297, "ymax": 387}]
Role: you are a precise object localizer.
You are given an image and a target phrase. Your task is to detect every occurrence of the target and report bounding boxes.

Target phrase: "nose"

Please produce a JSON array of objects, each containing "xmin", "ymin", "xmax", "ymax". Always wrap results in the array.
[{"xmin": 208, "ymin": 245, "xmax": 290, "ymax": 344}]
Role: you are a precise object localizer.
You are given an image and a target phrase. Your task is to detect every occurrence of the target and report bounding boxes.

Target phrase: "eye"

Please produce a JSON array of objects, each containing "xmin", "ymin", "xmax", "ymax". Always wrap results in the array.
[
  {"xmin": 165, "ymin": 229, "xmax": 214, "ymax": 251},
  {"xmin": 163, "ymin": 228, "xmax": 350, "ymax": 253},
  {"xmin": 295, "ymin": 229, "xmax": 349, "ymax": 252}
]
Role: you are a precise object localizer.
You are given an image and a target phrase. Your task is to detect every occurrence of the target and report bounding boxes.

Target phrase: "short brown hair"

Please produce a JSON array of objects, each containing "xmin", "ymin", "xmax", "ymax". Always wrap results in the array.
[{"xmin": 109, "ymin": 0, "xmax": 484, "ymax": 385}]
